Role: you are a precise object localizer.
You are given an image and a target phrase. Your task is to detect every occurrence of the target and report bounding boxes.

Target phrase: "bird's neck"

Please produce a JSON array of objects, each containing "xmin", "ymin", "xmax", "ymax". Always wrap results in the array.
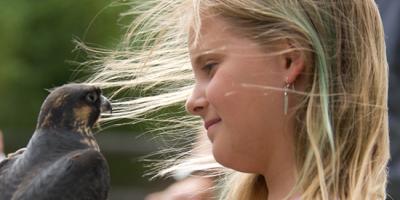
[
  {"xmin": 27, "ymin": 128, "xmax": 100, "ymax": 157},
  {"xmin": 79, "ymin": 133, "xmax": 100, "ymax": 151},
  {"xmin": 68, "ymin": 126, "xmax": 100, "ymax": 151},
  {"xmin": 37, "ymin": 118, "xmax": 91, "ymax": 134}
]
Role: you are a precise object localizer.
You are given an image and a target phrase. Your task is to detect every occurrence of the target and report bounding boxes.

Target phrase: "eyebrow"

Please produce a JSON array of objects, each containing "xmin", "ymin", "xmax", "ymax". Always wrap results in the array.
[
  {"xmin": 192, "ymin": 47, "xmax": 226, "ymax": 66},
  {"xmin": 193, "ymin": 53, "xmax": 209, "ymax": 66}
]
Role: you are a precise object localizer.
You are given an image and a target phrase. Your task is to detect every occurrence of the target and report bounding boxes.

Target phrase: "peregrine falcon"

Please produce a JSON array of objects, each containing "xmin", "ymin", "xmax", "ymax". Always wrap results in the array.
[{"xmin": 0, "ymin": 84, "xmax": 112, "ymax": 200}]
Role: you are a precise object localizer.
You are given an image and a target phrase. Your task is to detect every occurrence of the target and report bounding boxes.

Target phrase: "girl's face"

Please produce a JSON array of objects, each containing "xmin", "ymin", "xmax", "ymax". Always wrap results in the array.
[{"xmin": 186, "ymin": 17, "xmax": 296, "ymax": 173}]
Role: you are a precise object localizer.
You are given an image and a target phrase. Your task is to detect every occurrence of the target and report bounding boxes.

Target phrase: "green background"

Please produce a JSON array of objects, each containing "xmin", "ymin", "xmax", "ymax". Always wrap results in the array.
[{"xmin": 0, "ymin": 0, "xmax": 172, "ymax": 199}]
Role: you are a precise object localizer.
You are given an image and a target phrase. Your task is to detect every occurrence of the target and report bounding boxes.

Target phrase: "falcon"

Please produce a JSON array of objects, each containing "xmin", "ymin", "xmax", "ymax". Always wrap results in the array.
[{"xmin": 0, "ymin": 83, "xmax": 112, "ymax": 200}]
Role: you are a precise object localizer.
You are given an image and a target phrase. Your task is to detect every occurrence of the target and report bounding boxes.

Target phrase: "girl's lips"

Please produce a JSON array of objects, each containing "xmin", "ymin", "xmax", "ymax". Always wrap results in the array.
[{"xmin": 204, "ymin": 118, "xmax": 221, "ymax": 130}]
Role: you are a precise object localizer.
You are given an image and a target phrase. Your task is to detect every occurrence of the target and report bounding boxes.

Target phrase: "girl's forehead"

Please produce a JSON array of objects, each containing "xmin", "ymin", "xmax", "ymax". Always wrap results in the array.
[
  {"xmin": 188, "ymin": 17, "xmax": 266, "ymax": 56},
  {"xmin": 188, "ymin": 13, "xmax": 235, "ymax": 44},
  {"xmin": 188, "ymin": 16, "xmax": 234, "ymax": 50}
]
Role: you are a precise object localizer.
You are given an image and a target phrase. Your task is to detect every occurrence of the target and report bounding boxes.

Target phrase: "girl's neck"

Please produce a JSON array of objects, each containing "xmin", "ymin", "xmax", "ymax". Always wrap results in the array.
[{"xmin": 262, "ymin": 141, "xmax": 299, "ymax": 200}]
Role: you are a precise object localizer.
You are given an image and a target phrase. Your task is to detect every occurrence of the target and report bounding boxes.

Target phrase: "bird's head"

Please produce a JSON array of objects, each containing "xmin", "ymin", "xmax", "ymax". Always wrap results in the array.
[{"xmin": 37, "ymin": 84, "xmax": 112, "ymax": 133}]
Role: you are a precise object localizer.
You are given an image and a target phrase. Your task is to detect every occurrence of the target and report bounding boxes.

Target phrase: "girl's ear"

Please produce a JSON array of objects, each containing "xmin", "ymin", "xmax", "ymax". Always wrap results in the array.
[{"xmin": 284, "ymin": 46, "xmax": 305, "ymax": 84}]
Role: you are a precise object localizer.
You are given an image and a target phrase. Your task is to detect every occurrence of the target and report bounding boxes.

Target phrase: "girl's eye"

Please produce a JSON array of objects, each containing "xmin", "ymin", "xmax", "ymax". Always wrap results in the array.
[{"xmin": 202, "ymin": 62, "xmax": 218, "ymax": 75}]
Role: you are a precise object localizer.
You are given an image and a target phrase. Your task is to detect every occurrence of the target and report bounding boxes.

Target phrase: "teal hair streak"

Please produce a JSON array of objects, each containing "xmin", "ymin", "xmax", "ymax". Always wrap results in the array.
[{"xmin": 288, "ymin": 7, "xmax": 335, "ymax": 152}]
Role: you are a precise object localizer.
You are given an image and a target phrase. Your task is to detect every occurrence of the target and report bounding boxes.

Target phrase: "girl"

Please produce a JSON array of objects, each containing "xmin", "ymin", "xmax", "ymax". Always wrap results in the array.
[{"xmin": 86, "ymin": 0, "xmax": 389, "ymax": 199}]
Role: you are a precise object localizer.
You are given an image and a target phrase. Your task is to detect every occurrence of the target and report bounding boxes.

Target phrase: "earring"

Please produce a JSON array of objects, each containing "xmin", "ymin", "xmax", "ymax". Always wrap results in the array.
[
  {"xmin": 284, "ymin": 80, "xmax": 296, "ymax": 115},
  {"xmin": 284, "ymin": 82, "xmax": 290, "ymax": 115}
]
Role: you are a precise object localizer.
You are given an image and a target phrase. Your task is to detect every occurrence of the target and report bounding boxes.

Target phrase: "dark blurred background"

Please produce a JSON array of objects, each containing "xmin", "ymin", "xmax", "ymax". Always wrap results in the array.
[{"xmin": 0, "ymin": 0, "xmax": 172, "ymax": 199}]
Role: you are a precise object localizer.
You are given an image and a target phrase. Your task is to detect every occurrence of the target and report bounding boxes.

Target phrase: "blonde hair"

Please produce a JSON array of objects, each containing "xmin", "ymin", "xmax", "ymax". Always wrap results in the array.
[{"xmin": 83, "ymin": 0, "xmax": 389, "ymax": 199}]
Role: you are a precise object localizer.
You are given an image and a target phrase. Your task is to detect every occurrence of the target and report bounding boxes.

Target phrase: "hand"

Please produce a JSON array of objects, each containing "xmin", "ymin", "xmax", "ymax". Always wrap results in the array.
[
  {"xmin": 0, "ymin": 131, "xmax": 5, "ymax": 161},
  {"xmin": 7, "ymin": 147, "xmax": 26, "ymax": 158},
  {"xmin": 0, "ymin": 131, "xmax": 3, "ymax": 153},
  {"xmin": 145, "ymin": 176, "xmax": 215, "ymax": 200}
]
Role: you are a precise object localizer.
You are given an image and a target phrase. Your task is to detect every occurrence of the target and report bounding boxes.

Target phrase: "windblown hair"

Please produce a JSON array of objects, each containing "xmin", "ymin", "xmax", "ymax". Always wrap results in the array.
[{"xmin": 83, "ymin": 0, "xmax": 389, "ymax": 199}]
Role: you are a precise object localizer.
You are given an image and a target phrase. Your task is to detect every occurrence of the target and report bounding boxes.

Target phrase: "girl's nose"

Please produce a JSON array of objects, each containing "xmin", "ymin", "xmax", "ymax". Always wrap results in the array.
[{"xmin": 185, "ymin": 88, "xmax": 208, "ymax": 116}]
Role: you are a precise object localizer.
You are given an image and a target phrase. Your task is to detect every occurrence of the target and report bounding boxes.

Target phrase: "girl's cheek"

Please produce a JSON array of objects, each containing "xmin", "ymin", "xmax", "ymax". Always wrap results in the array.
[
  {"xmin": 205, "ymin": 76, "xmax": 222, "ymax": 105},
  {"xmin": 207, "ymin": 73, "xmax": 235, "ymax": 107}
]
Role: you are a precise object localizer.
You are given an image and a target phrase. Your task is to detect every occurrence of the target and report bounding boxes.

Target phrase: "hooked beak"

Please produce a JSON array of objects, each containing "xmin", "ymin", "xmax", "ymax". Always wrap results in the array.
[{"xmin": 100, "ymin": 95, "xmax": 112, "ymax": 114}]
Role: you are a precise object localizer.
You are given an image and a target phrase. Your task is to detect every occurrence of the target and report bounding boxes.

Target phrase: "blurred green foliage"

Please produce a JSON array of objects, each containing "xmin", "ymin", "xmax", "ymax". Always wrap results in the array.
[{"xmin": 0, "ymin": 0, "xmax": 125, "ymax": 131}]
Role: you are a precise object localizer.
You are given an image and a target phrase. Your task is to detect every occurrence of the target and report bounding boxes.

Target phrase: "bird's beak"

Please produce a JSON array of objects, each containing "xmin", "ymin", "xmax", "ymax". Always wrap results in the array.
[{"xmin": 100, "ymin": 95, "xmax": 112, "ymax": 114}]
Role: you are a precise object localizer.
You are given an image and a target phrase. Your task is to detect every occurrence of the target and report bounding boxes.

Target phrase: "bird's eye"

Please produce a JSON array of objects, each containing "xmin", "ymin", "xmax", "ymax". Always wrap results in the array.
[{"xmin": 86, "ymin": 92, "xmax": 98, "ymax": 103}]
